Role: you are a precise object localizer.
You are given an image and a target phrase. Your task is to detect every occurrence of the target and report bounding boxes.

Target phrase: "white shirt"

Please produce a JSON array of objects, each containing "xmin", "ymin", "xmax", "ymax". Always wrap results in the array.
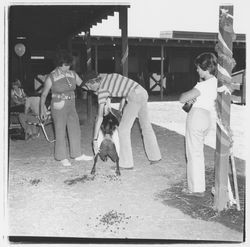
[{"xmin": 194, "ymin": 76, "xmax": 217, "ymax": 112}]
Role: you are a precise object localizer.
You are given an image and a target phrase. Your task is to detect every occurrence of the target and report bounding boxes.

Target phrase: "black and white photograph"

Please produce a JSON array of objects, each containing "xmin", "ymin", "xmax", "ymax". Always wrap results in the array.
[{"xmin": 0, "ymin": 0, "xmax": 248, "ymax": 245}]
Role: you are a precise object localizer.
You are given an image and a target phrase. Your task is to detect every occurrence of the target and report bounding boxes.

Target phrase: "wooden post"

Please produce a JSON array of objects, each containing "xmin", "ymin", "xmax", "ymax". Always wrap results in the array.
[
  {"xmin": 160, "ymin": 45, "xmax": 164, "ymax": 100},
  {"xmin": 85, "ymin": 30, "xmax": 93, "ymax": 122},
  {"xmin": 67, "ymin": 35, "xmax": 73, "ymax": 53},
  {"xmin": 119, "ymin": 8, "xmax": 128, "ymax": 76},
  {"xmin": 95, "ymin": 45, "xmax": 98, "ymax": 73},
  {"xmin": 214, "ymin": 5, "xmax": 235, "ymax": 211},
  {"xmin": 242, "ymin": 70, "xmax": 246, "ymax": 105}
]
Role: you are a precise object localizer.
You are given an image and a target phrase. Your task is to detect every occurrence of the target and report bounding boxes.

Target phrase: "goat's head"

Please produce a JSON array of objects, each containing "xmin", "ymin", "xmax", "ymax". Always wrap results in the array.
[{"xmin": 101, "ymin": 111, "xmax": 119, "ymax": 135}]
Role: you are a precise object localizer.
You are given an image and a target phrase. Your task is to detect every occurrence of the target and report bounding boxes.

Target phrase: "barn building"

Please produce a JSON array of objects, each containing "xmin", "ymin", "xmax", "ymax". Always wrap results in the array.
[{"xmin": 9, "ymin": 5, "xmax": 246, "ymax": 102}]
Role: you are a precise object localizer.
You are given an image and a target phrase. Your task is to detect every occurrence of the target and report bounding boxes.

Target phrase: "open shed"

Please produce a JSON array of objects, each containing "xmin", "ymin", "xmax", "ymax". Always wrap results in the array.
[{"xmin": 8, "ymin": 3, "xmax": 130, "ymax": 90}]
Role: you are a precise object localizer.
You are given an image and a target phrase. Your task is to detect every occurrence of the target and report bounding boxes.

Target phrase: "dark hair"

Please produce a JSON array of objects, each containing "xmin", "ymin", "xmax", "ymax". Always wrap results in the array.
[
  {"xmin": 82, "ymin": 70, "xmax": 98, "ymax": 84},
  {"xmin": 194, "ymin": 52, "xmax": 217, "ymax": 76},
  {"xmin": 55, "ymin": 49, "xmax": 73, "ymax": 67},
  {"xmin": 12, "ymin": 78, "xmax": 22, "ymax": 87}
]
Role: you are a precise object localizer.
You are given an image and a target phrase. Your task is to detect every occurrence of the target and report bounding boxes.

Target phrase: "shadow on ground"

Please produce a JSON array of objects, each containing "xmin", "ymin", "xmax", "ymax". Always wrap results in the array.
[{"xmin": 156, "ymin": 167, "xmax": 245, "ymax": 233}]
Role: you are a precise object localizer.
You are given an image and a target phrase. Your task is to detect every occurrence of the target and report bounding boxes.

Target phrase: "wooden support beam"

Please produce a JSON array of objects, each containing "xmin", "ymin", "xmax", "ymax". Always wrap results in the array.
[
  {"xmin": 242, "ymin": 70, "xmax": 246, "ymax": 104},
  {"xmin": 95, "ymin": 45, "xmax": 98, "ymax": 73},
  {"xmin": 67, "ymin": 35, "xmax": 73, "ymax": 53},
  {"xmin": 160, "ymin": 45, "xmax": 164, "ymax": 100},
  {"xmin": 214, "ymin": 5, "xmax": 234, "ymax": 211},
  {"xmin": 119, "ymin": 8, "xmax": 128, "ymax": 76},
  {"xmin": 85, "ymin": 30, "xmax": 93, "ymax": 122}
]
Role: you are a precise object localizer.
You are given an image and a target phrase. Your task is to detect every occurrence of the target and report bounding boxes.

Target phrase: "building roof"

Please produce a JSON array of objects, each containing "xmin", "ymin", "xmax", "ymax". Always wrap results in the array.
[
  {"xmin": 9, "ymin": 4, "xmax": 130, "ymax": 50},
  {"xmin": 73, "ymin": 30, "xmax": 245, "ymax": 49},
  {"xmin": 160, "ymin": 30, "xmax": 245, "ymax": 42}
]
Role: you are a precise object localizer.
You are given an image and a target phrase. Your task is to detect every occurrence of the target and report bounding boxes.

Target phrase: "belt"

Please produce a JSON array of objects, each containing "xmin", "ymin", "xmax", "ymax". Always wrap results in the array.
[{"xmin": 52, "ymin": 93, "xmax": 75, "ymax": 100}]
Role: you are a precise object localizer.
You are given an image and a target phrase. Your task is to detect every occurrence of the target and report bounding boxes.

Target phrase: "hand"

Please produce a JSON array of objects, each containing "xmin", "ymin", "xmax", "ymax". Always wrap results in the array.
[
  {"xmin": 93, "ymin": 139, "xmax": 99, "ymax": 155},
  {"xmin": 187, "ymin": 98, "xmax": 197, "ymax": 104},
  {"xmin": 40, "ymin": 106, "xmax": 47, "ymax": 121},
  {"xmin": 116, "ymin": 110, "xmax": 123, "ymax": 122}
]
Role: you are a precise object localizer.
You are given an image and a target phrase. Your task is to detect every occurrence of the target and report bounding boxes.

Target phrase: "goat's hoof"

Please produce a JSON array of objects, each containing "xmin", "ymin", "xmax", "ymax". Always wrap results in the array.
[
  {"xmin": 90, "ymin": 170, "xmax": 95, "ymax": 175},
  {"xmin": 116, "ymin": 170, "xmax": 121, "ymax": 176}
]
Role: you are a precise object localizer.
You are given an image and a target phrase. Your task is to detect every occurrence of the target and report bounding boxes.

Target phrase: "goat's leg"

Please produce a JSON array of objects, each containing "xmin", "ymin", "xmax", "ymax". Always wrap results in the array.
[
  {"xmin": 115, "ymin": 157, "xmax": 121, "ymax": 176},
  {"xmin": 91, "ymin": 154, "xmax": 99, "ymax": 175}
]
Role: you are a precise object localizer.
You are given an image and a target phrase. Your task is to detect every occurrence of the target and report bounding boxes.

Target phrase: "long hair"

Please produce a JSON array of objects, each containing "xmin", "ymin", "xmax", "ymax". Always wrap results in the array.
[{"xmin": 194, "ymin": 52, "xmax": 218, "ymax": 76}]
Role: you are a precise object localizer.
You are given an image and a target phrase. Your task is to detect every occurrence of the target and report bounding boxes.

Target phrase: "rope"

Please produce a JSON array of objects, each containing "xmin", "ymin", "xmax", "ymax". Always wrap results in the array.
[
  {"xmin": 216, "ymin": 7, "xmax": 236, "ymax": 148},
  {"xmin": 121, "ymin": 45, "xmax": 128, "ymax": 65}
]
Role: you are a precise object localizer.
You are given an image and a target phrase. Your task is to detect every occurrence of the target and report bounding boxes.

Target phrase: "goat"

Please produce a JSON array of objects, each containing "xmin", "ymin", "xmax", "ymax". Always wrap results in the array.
[{"xmin": 91, "ymin": 111, "xmax": 120, "ymax": 176}]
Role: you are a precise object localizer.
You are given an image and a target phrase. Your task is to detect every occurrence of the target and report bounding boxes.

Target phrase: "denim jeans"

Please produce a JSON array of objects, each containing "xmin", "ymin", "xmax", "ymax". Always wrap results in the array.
[
  {"xmin": 118, "ymin": 86, "xmax": 161, "ymax": 168},
  {"xmin": 51, "ymin": 98, "xmax": 81, "ymax": 160}
]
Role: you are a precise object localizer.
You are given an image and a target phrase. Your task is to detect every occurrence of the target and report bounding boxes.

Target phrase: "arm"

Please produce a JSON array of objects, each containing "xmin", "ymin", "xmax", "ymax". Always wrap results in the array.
[
  {"xmin": 93, "ymin": 104, "xmax": 104, "ymax": 154},
  {"xmin": 21, "ymin": 88, "xmax": 27, "ymax": 98},
  {"xmin": 40, "ymin": 77, "xmax": 52, "ymax": 119},
  {"xmin": 74, "ymin": 72, "xmax": 83, "ymax": 87},
  {"xmin": 179, "ymin": 88, "xmax": 200, "ymax": 104},
  {"xmin": 93, "ymin": 104, "xmax": 104, "ymax": 140}
]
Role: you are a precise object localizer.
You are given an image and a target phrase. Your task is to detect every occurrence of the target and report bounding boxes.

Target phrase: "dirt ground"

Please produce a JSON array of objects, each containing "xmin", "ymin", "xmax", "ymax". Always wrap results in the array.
[{"xmin": 6, "ymin": 98, "xmax": 246, "ymax": 244}]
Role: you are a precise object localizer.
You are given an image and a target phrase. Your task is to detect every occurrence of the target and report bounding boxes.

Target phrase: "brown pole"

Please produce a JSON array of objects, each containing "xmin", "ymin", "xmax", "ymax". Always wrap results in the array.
[
  {"xmin": 119, "ymin": 8, "xmax": 128, "ymax": 76},
  {"xmin": 86, "ymin": 30, "xmax": 93, "ymax": 122},
  {"xmin": 95, "ymin": 45, "xmax": 98, "ymax": 73},
  {"xmin": 214, "ymin": 5, "xmax": 235, "ymax": 211},
  {"xmin": 160, "ymin": 45, "xmax": 164, "ymax": 100}
]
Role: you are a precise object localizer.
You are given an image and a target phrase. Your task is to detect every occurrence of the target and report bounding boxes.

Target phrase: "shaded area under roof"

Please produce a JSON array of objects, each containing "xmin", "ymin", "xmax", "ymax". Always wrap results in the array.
[{"xmin": 9, "ymin": 4, "xmax": 130, "ymax": 50}]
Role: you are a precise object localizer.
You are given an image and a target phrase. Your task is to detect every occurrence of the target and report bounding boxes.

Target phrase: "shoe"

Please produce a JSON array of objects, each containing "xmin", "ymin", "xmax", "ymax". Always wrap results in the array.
[
  {"xmin": 119, "ymin": 167, "xmax": 134, "ymax": 170},
  {"xmin": 186, "ymin": 192, "xmax": 205, "ymax": 197},
  {"xmin": 32, "ymin": 132, "xmax": 40, "ymax": 138},
  {"xmin": 149, "ymin": 159, "xmax": 161, "ymax": 165},
  {"xmin": 182, "ymin": 188, "xmax": 205, "ymax": 197},
  {"xmin": 74, "ymin": 154, "xmax": 93, "ymax": 161},
  {"xmin": 25, "ymin": 133, "xmax": 32, "ymax": 141},
  {"xmin": 61, "ymin": 159, "xmax": 72, "ymax": 167}
]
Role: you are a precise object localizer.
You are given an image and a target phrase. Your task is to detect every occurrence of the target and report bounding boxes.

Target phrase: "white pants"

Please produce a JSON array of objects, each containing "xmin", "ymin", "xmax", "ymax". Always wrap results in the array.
[
  {"xmin": 118, "ymin": 86, "xmax": 161, "ymax": 168},
  {"xmin": 185, "ymin": 107, "xmax": 212, "ymax": 192}
]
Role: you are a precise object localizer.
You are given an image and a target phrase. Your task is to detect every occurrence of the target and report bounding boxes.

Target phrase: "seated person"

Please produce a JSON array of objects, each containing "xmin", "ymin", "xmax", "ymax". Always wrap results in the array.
[
  {"xmin": 10, "ymin": 78, "xmax": 27, "ymax": 112},
  {"xmin": 19, "ymin": 96, "xmax": 48, "ymax": 140}
]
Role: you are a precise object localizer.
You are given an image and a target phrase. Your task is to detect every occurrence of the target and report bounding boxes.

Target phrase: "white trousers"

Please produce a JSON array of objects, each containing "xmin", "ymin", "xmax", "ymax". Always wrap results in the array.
[
  {"xmin": 118, "ymin": 86, "xmax": 161, "ymax": 168},
  {"xmin": 185, "ymin": 107, "xmax": 212, "ymax": 192}
]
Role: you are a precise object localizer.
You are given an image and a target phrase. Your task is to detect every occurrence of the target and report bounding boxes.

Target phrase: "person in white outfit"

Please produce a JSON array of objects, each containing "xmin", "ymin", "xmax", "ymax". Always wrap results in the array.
[
  {"xmin": 82, "ymin": 71, "xmax": 161, "ymax": 169},
  {"xmin": 179, "ymin": 52, "xmax": 218, "ymax": 197}
]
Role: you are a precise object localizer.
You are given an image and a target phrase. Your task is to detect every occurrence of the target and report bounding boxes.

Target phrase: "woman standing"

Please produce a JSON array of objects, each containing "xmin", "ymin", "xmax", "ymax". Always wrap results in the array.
[
  {"xmin": 40, "ymin": 50, "xmax": 93, "ymax": 166},
  {"xmin": 179, "ymin": 52, "xmax": 218, "ymax": 197}
]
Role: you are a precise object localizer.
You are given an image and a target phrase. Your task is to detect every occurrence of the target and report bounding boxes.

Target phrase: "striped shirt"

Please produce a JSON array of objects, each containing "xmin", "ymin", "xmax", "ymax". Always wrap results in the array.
[{"xmin": 97, "ymin": 73, "xmax": 139, "ymax": 105}]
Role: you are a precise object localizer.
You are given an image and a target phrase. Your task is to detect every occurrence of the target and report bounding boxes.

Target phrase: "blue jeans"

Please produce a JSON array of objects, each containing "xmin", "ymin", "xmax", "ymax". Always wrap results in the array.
[
  {"xmin": 51, "ymin": 98, "xmax": 81, "ymax": 161},
  {"xmin": 118, "ymin": 86, "xmax": 161, "ymax": 168}
]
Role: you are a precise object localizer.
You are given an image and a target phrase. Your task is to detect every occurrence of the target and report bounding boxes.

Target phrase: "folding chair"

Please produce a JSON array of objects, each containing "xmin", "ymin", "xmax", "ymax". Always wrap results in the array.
[
  {"xmin": 27, "ymin": 112, "xmax": 55, "ymax": 143},
  {"xmin": 9, "ymin": 111, "xmax": 22, "ymax": 129}
]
